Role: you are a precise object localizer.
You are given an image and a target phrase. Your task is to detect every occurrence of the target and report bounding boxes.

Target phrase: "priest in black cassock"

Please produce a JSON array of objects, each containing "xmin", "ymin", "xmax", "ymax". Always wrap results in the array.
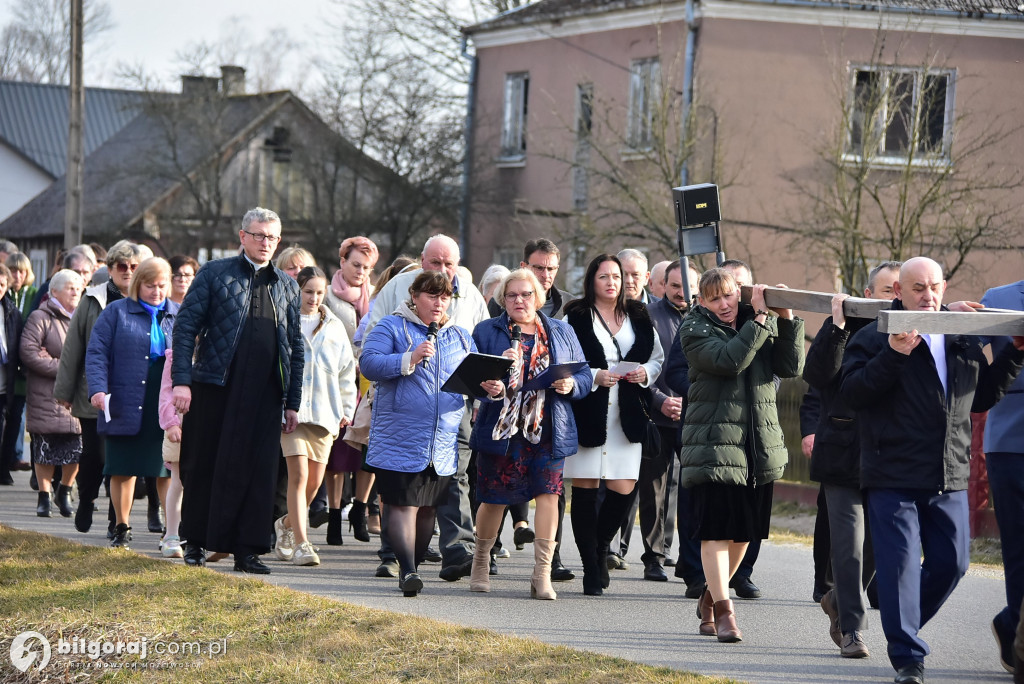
[{"xmin": 171, "ymin": 207, "xmax": 303, "ymax": 574}]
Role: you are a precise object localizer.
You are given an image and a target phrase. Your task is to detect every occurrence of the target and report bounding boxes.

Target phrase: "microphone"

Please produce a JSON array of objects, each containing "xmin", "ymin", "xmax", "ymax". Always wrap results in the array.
[
  {"xmin": 511, "ymin": 324, "xmax": 522, "ymax": 353},
  {"xmin": 423, "ymin": 321, "xmax": 439, "ymax": 368}
]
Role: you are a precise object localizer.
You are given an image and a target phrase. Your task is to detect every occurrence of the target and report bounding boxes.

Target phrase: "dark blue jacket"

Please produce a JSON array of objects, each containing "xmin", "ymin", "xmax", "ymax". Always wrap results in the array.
[
  {"xmin": 470, "ymin": 312, "xmax": 591, "ymax": 461},
  {"xmin": 85, "ymin": 298, "xmax": 176, "ymax": 436},
  {"xmin": 171, "ymin": 255, "xmax": 303, "ymax": 411},
  {"xmin": 841, "ymin": 298, "xmax": 1024, "ymax": 490}
]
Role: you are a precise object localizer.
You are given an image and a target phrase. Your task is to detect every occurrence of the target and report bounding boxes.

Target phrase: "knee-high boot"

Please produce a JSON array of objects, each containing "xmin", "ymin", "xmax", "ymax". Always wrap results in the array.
[
  {"xmin": 469, "ymin": 536, "xmax": 496, "ymax": 592},
  {"xmin": 570, "ymin": 487, "xmax": 602, "ymax": 596},
  {"xmin": 596, "ymin": 489, "xmax": 634, "ymax": 590}
]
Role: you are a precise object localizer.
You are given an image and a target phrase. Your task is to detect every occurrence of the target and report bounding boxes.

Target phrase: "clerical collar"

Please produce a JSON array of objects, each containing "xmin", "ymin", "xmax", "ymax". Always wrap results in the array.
[{"xmin": 243, "ymin": 253, "xmax": 270, "ymax": 272}]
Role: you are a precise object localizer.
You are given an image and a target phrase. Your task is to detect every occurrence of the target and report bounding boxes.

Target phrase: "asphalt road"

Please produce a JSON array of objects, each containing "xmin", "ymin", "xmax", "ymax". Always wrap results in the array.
[{"xmin": 0, "ymin": 471, "xmax": 1011, "ymax": 684}]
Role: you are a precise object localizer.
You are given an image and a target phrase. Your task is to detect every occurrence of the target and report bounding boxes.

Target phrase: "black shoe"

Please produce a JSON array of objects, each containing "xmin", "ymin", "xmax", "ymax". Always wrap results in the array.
[
  {"xmin": 438, "ymin": 557, "xmax": 473, "ymax": 582},
  {"xmin": 684, "ymin": 582, "xmax": 705, "ymax": 599},
  {"xmin": 110, "ymin": 524, "xmax": 131, "ymax": 549},
  {"xmin": 56, "ymin": 484, "xmax": 74, "ymax": 517},
  {"xmin": 30, "ymin": 469, "xmax": 38, "ymax": 491},
  {"xmin": 376, "ymin": 559, "xmax": 399, "ymax": 578},
  {"xmin": 234, "ymin": 554, "xmax": 271, "ymax": 574},
  {"xmin": 551, "ymin": 561, "xmax": 575, "ymax": 582},
  {"xmin": 663, "ymin": 557, "xmax": 676, "ymax": 567},
  {"xmin": 0, "ymin": 470, "xmax": 13, "ymax": 485},
  {"xmin": 992, "ymin": 617, "xmax": 1015, "ymax": 673},
  {"xmin": 643, "ymin": 562, "xmax": 668, "ymax": 582},
  {"xmin": 106, "ymin": 520, "xmax": 116, "ymax": 540},
  {"xmin": 74, "ymin": 502, "xmax": 93, "ymax": 532},
  {"xmin": 606, "ymin": 552, "xmax": 628, "ymax": 571},
  {"xmin": 147, "ymin": 503, "xmax": 164, "ymax": 533},
  {"xmin": 183, "ymin": 544, "xmax": 206, "ymax": 567},
  {"xmin": 513, "ymin": 525, "xmax": 535, "ymax": 550},
  {"xmin": 400, "ymin": 572, "xmax": 423, "ymax": 597},
  {"xmin": 36, "ymin": 491, "xmax": 51, "ymax": 517},
  {"xmin": 308, "ymin": 504, "xmax": 329, "ymax": 529},
  {"xmin": 423, "ymin": 546, "xmax": 442, "ymax": 563},
  {"xmin": 813, "ymin": 582, "xmax": 832, "ymax": 603},
  {"xmin": 894, "ymin": 662, "xmax": 924, "ymax": 684},
  {"xmin": 489, "ymin": 555, "xmax": 498, "ymax": 576},
  {"xmin": 730, "ymin": 576, "xmax": 762, "ymax": 599}
]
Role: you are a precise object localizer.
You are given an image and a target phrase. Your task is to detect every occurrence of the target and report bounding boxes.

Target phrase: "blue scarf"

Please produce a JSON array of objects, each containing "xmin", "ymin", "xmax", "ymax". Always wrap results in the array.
[{"xmin": 139, "ymin": 299, "xmax": 168, "ymax": 359}]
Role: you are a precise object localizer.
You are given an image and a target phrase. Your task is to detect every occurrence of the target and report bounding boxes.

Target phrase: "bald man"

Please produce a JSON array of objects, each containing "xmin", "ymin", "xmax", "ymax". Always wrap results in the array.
[{"xmin": 841, "ymin": 257, "xmax": 1024, "ymax": 684}]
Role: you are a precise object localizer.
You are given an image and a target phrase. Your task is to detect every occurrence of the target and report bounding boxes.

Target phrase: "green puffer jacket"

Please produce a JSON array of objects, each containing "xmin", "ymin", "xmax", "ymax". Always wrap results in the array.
[{"xmin": 678, "ymin": 304, "xmax": 805, "ymax": 488}]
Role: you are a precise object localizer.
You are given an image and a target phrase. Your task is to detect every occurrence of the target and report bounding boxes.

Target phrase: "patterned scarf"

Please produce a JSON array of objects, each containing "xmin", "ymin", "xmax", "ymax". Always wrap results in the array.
[{"xmin": 492, "ymin": 319, "xmax": 550, "ymax": 444}]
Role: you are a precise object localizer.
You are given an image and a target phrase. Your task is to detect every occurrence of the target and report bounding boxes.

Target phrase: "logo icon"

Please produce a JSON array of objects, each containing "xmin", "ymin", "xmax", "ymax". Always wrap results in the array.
[{"xmin": 10, "ymin": 631, "xmax": 51, "ymax": 673}]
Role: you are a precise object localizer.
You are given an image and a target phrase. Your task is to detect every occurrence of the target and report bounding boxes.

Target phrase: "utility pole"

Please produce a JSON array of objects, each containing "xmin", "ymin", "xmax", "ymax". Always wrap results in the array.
[{"xmin": 64, "ymin": 0, "xmax": 85, "ymax": 248}]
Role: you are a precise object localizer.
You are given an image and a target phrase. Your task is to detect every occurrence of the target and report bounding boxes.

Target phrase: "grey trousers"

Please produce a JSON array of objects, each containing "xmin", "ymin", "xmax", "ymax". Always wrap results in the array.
[
  {"xmin": 824, "ymin": 483, "xmax": 875, "ymax": 633},
  {"xmin": 436, "ymin": 404, "xmax": 476, "ymax": 565}
]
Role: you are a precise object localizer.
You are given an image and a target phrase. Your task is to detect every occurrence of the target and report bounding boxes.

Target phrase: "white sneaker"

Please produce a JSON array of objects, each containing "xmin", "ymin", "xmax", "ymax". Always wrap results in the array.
[
  {"xmin": 292, "ymin": 541, "xmax": 320, "ymax": 566},
  {"xmin": 161, "ymin": 535, "xmax": 184, "ymax": 559},
  {"xmin": 274, "ymin": 515, "xmax": 294, "ymax": 561},
  {"xmin": 340, "ymin": 502, "xmax": 352, "ymax": 521},
  {"xmin": 495, "ymin": 548, "xmax": 511, "ymax": 559}
]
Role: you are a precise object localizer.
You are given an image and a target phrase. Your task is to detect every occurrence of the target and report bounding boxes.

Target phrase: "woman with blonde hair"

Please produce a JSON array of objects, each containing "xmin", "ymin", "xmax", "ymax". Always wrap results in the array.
[
  {"xmin": 275, "ymin": 246, "xmax": 315, "ymax": 280},
  {"xmin": 85, "ymin": 257, "xmax": 176, "ymax": 548}
]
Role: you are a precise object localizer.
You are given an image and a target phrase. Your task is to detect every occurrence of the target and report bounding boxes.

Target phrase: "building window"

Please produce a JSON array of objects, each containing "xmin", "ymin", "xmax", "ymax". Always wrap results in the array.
[
  {"xmin": 627, "ymin": 58, "xmax": 660, "ymax": 150},
  {"xmin": 500, "ymin": 72, "xmax": 529, "ymax": 160},
  {"xmin": 573, "ymin": 83, "xmax": 593, "ymax": 211},
  {"xmin": 847, "ymin": 66, "xmax": 955, "ymax": 164}
]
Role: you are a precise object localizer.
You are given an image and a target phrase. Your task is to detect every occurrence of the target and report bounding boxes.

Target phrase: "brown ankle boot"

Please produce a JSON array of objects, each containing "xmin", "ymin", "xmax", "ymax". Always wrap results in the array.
[
  {"xmin": 697, "ymin": 586, "xmax": 716, "ymax": 636},
  {"xmin": 713, "ymin": 599, "xmax": 742, "ymax": 642},
  {"xmin": 530, "ymin": 538, "xmax": 557, "ymax": 600},
  {"xmin": 469, "ymin": 536, "xmax": 495, "ymax": 592}
]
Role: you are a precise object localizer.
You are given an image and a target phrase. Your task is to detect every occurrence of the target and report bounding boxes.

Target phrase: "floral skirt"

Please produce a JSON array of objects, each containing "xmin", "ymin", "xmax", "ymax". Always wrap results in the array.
[
  {"xmin": 30, "ymin": 433, "xmax": 82, "ymax": 466},
  {"xmin": 476, "ymin": 436, "xmax": 563, "ymax": 505}
]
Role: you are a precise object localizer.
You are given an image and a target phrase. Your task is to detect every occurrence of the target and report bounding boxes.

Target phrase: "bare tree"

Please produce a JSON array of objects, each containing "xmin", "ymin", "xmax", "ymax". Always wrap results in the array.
[
  {"xmin": 0, "ymin": 0, "xmax": 112, "ymax": 83},
  {"xmin": 787, "ymin": 29, "xmax": 1024, "ymax": 293}
]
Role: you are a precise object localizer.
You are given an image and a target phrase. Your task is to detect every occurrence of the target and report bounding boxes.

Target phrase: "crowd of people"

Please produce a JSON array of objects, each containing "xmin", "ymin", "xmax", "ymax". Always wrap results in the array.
[{"xmin": 1, "ymin": 210, "xmax": 1022, "ymax": 684}]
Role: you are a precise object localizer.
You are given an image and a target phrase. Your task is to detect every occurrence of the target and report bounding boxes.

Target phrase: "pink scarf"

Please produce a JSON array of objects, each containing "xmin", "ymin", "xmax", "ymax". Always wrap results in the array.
[{"xmin": 331, "ymin": 270, "xmax": 371, "ymax": 319}]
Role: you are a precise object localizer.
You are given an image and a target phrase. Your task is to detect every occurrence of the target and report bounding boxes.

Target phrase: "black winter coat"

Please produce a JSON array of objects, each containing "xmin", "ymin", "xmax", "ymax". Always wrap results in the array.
[
  {"xmin": 171, "ymin": 255, "xmax": 303, "ymax": 411},
  {"xmin": 841, "ymin": 298, "xmax": 1024, "ymax": 491},
  {"xmin": 564, "ymin": 299, "xmax": 655, "ymax": 448},
  {"xmin": 803, "ymin": 315, "xmax": 872, "ymax": 488}
]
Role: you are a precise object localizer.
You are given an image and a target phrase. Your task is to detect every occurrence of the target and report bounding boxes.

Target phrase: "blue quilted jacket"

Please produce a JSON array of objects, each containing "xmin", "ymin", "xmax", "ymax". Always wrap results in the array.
[
  {"xmin": 85, "ymin": 298, "xmax": 177, "ymax": 436},
  {"xmin": 360, "ymin": 304, "xmax": 474, "ymax": 475},
  {"xmin": 470, "ymin": 312, "xmax": 591, "ymax": 460},
  {"xmin": 171, "ymin": 255, "xmax": 303, "ymax": 411}
]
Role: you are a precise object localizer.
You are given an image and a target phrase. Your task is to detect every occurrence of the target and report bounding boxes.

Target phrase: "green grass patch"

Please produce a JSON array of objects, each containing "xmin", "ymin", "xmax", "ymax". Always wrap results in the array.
[{"xmin": 0, "ymin": 525, "xmax": 737, "ymax": 683}]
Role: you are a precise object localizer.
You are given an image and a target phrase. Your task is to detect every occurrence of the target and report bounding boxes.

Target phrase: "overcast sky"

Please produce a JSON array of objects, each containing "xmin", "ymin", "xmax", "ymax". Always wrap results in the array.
[{"xmin": 0, "ymin": 0, "xmax": 341, "ymax": 90}]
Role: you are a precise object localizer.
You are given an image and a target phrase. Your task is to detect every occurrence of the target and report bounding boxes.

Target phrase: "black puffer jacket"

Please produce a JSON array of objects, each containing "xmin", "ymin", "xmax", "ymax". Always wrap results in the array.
[
  {"xmin": 841, "ymin": 298, "xmax": 1024, "ymax": 491},
  {"xmin": 564, "ymin": 298, "xmax": 655, "ymax": 448},
  {"xmin": 171, "ymin": 255, "xmax": 303, "ymax": 411},
  {"xmin": 803, "ymin": 315, "xmax": 871, "ymax": 488}
]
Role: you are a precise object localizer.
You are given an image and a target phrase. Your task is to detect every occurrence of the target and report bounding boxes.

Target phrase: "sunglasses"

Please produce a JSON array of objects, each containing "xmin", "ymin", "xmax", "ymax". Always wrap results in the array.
[{"xmin": 114, "ymin": 262, "xmax": 139, "ymax": 274}]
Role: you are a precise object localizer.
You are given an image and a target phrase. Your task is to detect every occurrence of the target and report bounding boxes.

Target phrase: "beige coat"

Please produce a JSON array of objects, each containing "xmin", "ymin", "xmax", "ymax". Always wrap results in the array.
[{"xmin": 20, "ymin": 299, "xmax": 80, "ymax": 435}]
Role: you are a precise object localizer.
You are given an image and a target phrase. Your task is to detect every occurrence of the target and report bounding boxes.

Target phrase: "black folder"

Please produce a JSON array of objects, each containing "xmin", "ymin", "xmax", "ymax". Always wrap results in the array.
[
  {"xmin": 518, "ymin": 361, "xmax": 589, "ymax": 392},
  {"xmin": 441, "ymin": 353, "xmax": 515, "ymax": 398}
]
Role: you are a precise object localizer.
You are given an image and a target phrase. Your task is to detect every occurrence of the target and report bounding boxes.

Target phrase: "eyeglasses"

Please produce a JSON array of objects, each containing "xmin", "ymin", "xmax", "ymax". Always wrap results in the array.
[
  {"xmin": 529, "ymin": 265, "xmax": 558, "ymax": 274},
  {"xmin": 243, "ymin": 230, "xmax": 281, "ymax": 244},
  {"xmin": 172, "ymin": 273, "xmax": 195, "ymax": 281},
  {"xmin": 114, "ymin": 262, "xmax": 138, "ymax": 274},
  {"xmin": 504, "ymin": 291, "xmax": 534, "ymax": 301}
]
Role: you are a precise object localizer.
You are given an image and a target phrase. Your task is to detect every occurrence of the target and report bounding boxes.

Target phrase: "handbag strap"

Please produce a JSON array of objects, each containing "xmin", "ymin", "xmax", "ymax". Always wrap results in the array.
[{"xmin": 595, "ymin": 308, "xmax": 655, "ymax": 422}]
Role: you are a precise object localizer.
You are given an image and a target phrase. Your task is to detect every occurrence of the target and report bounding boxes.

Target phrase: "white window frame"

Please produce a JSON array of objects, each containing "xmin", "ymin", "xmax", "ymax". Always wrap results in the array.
[
  {"xmin": 627, "ymin": 57, "xmax": 661, "ymax": 151},
  {"xmin": 843, "ymin": 64, "xmax": 956, "ymax": 169},
  {"xmin": 499, "ymin": 72, "xmax": 529, "ymax": 164}
]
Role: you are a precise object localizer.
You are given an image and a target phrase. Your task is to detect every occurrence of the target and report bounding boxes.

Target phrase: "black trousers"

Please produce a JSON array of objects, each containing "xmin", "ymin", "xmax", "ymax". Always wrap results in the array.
[
  {"xmin": 637, "ymin": 425, "xmax": 678, "ymax": 565},
  {"xmin": 76, "ymin": 418, "xmax": 107, "ymax": 515}
]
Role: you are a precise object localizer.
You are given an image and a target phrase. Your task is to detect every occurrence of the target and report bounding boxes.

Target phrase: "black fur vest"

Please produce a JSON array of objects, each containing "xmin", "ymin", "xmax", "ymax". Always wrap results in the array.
[{"xmin": 564, "ymin": 299, "xmax": 655, "ymax": 448}]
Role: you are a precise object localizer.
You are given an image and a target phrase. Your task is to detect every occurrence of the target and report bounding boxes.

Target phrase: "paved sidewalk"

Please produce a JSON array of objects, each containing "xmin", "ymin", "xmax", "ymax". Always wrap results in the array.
[{"xmin": 0, "ymin": 471, "xmax": 1010, "ymax": 684}]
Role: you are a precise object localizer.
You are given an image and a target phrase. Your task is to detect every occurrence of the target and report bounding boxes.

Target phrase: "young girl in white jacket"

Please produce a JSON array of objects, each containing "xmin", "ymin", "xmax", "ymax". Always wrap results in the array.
[{"xmin": 275, "ymin": 266, "xmax": 358, "ymax": 566}]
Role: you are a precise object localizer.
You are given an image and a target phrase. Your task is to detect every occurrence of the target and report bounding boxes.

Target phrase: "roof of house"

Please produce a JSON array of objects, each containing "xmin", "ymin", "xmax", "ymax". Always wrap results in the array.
[
  {"xmin": 463, "ymin": 0, "xmax": 1023, "ymax": 33},
  {"xmin": 0, "ymin": 80, "xmax": 147, "ymax": 177},
  {"xmin": 0, "ymin": 91, "xmax": 293, "ymax": 239}
]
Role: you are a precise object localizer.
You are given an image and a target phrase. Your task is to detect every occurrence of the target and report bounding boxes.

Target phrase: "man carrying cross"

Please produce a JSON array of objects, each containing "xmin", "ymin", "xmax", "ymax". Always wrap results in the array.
[{"xmin": 840, "ymin": 256, "xmax": 1024, "ymax": 684}]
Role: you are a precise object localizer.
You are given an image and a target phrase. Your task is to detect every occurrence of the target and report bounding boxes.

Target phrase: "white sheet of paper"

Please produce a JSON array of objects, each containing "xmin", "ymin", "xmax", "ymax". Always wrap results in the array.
[
  {"xmin": 609, "ymin": 361, "xmax": 641, "ymax": 376},
  {"xmin": 103, "ymin": 395, "xmax": 112, "ymax": 423}
]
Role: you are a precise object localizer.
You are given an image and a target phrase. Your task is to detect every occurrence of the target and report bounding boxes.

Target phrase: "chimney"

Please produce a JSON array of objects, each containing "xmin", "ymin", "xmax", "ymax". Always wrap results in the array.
[
  {"xmin": 220, "ymin": 65, "xmax": 246, "ymax": 96},
  {"xmin": 181, "ymin": 75, "xmax": 219, "ymax": 98}
]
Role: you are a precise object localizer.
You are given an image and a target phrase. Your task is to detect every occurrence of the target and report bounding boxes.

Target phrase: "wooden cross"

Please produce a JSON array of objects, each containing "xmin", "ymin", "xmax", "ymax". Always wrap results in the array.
[{"xmin": 739, "ymin": 285, "xmax": 1024, "ymax": 336}]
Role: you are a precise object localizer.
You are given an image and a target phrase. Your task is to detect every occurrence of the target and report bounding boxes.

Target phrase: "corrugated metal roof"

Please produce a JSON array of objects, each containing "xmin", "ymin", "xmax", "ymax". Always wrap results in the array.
[{"xmin": 0, "ymin": 80, "xmax": 146, "ymax": 178}]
